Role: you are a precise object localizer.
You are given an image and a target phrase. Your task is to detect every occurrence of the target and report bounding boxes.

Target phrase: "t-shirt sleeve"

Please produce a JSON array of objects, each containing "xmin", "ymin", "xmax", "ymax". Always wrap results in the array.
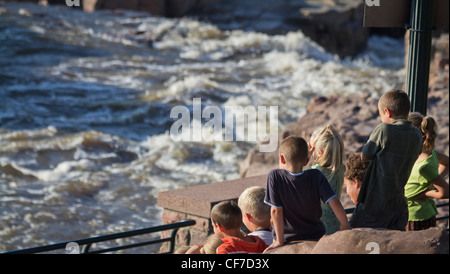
[
  {"xmin": 216, "ymin": 243, "xmax": 231, "ymax": 254},
  {"xmin": 316, "ymin": 171, "xmax": 336, "ymax": 204},
  {"xmin": 362, "ymin": 123, "xmax": 384, "ymax": 160},
  {"xmin": 419, "ymin": 162, "xmax": 440, "ymax": 182},
  {"xmin": 264, "ymin": 170, "xmax": 282, "ymax": 208}
]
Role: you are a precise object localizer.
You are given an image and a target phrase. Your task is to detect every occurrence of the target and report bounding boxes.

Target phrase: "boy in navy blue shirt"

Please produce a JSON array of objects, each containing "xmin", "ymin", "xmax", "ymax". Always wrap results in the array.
[{"xmin": 264, "ymin": 136, "xmax": 350, "ymax": 251}]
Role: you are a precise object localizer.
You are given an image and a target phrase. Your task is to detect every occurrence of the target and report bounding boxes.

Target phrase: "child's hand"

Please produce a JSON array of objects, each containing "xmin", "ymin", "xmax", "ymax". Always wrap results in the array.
[
  {"xmin": 411, "ymin": 191, "xmax": 430, "ymax": 201},
  {"xmin": 308, "ymin": 142, "xmax": 315, "ymax": 157},
  {"xmin": 263, "ymin": 241, "xmax": 283, "ymax": 253},
  {"xmin": 185, "ymin": 244, "xmax": 203, "ymax": 254}
]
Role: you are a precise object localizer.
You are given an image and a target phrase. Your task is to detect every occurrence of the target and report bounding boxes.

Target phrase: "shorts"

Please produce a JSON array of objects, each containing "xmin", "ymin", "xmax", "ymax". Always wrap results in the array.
[
  {"xmin": 405, "ymin": 216, "xmax": 436, "ymax": 231},
  {"xmin": 349, "ymin": 203, "xmax": 408, "ymax": 231}
]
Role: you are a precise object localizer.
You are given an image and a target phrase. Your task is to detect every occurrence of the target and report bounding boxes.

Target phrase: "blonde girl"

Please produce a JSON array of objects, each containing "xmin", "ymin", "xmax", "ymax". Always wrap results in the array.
[
  {"xmin": 308, "ymin": 124, "xmax": 345, "ymax": 235},
  {"xmin": 405, "ymin": 112, "xmax": 449, "ymax": 231}
]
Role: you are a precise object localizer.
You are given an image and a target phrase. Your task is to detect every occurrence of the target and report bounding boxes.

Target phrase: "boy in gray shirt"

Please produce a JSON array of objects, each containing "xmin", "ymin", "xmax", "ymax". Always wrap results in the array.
[{"xmin": 350, "ymin": 89, "xmax": 423, "ymax": 230}]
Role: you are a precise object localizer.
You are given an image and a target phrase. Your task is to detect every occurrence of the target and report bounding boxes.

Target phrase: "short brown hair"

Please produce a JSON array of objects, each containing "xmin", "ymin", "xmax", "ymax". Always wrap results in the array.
[
  {"xmin": 211, "ymin": 201, "xmax": 242, "ymax": 230},
  {"xmin": 279, "ymin": 136, "xmax": 309, "ymax": 165},
  {"xmin": 378, "ymin": 89, "xmax": 410, "ymax": 119},
  {"xmin": 344, "ymin": 153, "xmax": 370, "ymax": 182}
]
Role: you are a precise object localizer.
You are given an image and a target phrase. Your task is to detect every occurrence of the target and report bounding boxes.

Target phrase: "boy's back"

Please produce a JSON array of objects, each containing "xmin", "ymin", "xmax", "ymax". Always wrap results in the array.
[
  {"xmin": 264, "ymin": 168, "xmax": 336, "ymax": 242},
  {"xmin": 216, "ymin": 235, "xmax": 267, "ymax": 254}
]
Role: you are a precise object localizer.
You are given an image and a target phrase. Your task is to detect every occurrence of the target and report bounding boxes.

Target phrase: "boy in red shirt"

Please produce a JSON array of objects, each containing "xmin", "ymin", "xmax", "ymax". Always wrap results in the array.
[{"xmin": 211, "ymin": 201, "xmax": 268, "ymax": 254}]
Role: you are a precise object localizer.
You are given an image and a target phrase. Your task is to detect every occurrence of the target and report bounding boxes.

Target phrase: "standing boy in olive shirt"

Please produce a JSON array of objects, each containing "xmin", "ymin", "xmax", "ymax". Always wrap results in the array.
[{"xmin": 350, "ymin": 89, "xmax": 423, "ymax": 230}]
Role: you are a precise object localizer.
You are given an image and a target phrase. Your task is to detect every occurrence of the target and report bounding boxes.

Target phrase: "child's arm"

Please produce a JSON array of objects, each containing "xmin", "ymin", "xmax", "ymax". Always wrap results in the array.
[
  {"xmin": 437, "ymin": 152, "xmax": 449, "ymax": 179},
  {"xmin": 185, "ymin": 244, "xmax": 203, "ymax": 254},
  {"xmin": 264, "ymin": 207, "xmax": 284, "ymax": 252},
  {"xmin": 361, "ymin": 124, "xmax": 385, "ymax": 162},
  {"xmin": 425, "ymin": 176, "xmax": 449, "ymax": 199},
  {"xmin": 328, "ymin": 197, "xmax": 351, "ymax": 230}
]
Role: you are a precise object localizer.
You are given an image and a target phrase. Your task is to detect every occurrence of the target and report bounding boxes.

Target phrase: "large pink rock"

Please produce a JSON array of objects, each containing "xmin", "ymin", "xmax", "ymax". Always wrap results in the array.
[
  {"xmin": 311, "ymin": 228, "xmax": 449, "ymax": 254},
  {"xmin": 264, "ymin": 240, "xmax": 318, "ymax": 254},
  {"xmin": 265, "ymin": 228, "xmax": 449, "ymax": 254}
]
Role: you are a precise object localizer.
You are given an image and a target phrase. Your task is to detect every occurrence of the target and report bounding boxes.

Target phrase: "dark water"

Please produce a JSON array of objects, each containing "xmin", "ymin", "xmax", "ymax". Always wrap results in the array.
[{"xmin": 0, "ymin": 2, "xmax": 405, "ymax": 253}]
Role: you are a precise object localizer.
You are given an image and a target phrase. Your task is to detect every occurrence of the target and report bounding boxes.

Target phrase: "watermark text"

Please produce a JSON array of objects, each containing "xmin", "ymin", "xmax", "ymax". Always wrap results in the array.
[
  {"xmin": 170, "ymin": 98, "xmax": 278, "ymax": 152},
  {"xmin": 66, "ymin": 0, "xmax": 80, "ymax": 7},
  {"xmin": 365, "ymin": 0, "xmax": 380, "ymax": 7}
]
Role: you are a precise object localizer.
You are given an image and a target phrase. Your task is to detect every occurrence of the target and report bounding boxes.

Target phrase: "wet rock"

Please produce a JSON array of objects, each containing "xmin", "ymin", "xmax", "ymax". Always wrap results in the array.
[
  {"xmin": 298, "ymin": 0, "xmax": 369, "ymax": 57},
  {"xmin": 191, "ymin": 0, "xmax": 369, "ymax": 57}
]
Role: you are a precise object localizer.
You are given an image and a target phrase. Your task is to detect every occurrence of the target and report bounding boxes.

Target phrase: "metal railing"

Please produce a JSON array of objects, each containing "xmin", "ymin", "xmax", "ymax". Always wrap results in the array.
[
  {"xmin": 2, "ymin": 219, "xmax": 196, "ymax": 254},
  {"xmin": 2, "ymin": 202, "xmax": 448, "ymax": 254}
]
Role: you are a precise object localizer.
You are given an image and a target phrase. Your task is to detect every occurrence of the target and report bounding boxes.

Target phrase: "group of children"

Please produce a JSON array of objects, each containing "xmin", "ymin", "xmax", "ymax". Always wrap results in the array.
[{"xmin": 177, "ymin": 89, "xmax": 449, "ymax": 254}]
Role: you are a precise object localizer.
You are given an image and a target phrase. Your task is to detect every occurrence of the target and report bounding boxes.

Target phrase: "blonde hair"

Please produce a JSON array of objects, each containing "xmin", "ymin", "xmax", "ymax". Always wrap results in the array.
[
  {"xmin": 408, "ymin": 112, "xmax": 438, "ymax": 152},
  {"xmin": 200, "ymin": 234, "xmax": 223, "ymax": 254},
  {"xmin": 310, "ymin": 125, "xmax": 344, "ymax": 174},
  {"xmin": 237, "ymin": 186, "xmax": 270, "ymax": 225}
]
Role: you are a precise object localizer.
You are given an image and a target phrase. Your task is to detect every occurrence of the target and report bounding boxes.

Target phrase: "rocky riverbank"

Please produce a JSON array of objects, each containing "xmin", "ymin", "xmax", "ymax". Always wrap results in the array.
[
  {"xmin": 240, "ymin": 31, "xmax": 449, "ymax": 214},
  {"xmin": 240, "ymin": 32, "xmax": 449, "ymax": 178}
]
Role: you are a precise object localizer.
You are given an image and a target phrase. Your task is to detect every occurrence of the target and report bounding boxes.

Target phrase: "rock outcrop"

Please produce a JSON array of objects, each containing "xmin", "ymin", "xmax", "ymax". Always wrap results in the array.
[
  {"xmin": 82, "ymin": 0, "xmax": 199, "ymax": 17},
  {"xmin": 190, "ymin": 0, "xmax": 369, "ymax": 57},
  {"xmin": 264, "ymin": 240, "xmax": 318, "ymax": 254},
  {"xmin": 265, "ymin": 227, "xmax": 449, "ymax": 254},
  {"xmin": 239, "ymin": 92, "xmax": 380, "ymax": 178},
  {"xmin": 311, "ymin": 227, "xmax": 449, "ymax": 254},
  {"xmin": 240, "ymin": 31, "xmax": 450, "ymax": 179}
]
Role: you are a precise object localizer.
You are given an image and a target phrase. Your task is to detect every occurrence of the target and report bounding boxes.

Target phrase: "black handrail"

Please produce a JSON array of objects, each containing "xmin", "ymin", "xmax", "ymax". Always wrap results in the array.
[
  {"xmin": 2, "ymin": 202, "xmax": 448, "ymax": 254},
  {"xmin": 2, "ymin": 219, "xmax": 196, "ymax": 254}
]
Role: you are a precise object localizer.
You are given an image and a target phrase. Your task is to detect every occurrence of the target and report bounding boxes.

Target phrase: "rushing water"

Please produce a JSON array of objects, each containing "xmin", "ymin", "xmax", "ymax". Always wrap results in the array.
[{"xmin": 0, "ymin": 2, "xmax": 405, "ymax": 253}]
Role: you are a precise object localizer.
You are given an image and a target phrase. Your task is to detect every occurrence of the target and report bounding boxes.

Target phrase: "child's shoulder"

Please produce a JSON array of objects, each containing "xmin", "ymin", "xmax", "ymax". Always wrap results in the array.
[
  {"xmin": 373, "ymin": 121, "xmax": 391, "ymax": 132},
  {"xmin": 269, "ymin": 168, "xmax": 324, "ymax": 181},
  {"xmin": 383, "ymin": 120, "xmax": 422, "ymax": 137},
  {"xmin": 268, "ymin": 168, "xmax": 284, "ymax": 177},
  {"xmin": 372, "ymin": 121, "xmax": 407, "ymax": 135}
]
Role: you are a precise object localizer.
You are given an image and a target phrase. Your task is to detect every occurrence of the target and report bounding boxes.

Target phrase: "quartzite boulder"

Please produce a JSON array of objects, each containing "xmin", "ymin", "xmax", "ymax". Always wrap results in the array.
[
  {"xmin": 264, "ymin": 240, "xmax": 318, "ymax": 254},
  {"xmin": 264, "ymin": 227, "xmax": 449, "ymax": 254},
  {"xmin": 310, "ymin": 227, "xmax": 449, "ymax": 254}
]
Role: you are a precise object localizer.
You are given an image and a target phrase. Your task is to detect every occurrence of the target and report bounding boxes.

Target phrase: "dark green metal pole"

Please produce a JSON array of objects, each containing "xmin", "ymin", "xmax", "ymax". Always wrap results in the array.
[{"xmin": 405, "ymin": 0, "xmax": 434, "ymax": 116}]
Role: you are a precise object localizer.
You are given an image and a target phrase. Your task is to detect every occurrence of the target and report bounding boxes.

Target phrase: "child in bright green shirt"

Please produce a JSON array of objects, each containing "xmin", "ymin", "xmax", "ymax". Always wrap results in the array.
[{"xmin": 405, "ymin": 112, "xmax": 449, "ymax": 231}]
